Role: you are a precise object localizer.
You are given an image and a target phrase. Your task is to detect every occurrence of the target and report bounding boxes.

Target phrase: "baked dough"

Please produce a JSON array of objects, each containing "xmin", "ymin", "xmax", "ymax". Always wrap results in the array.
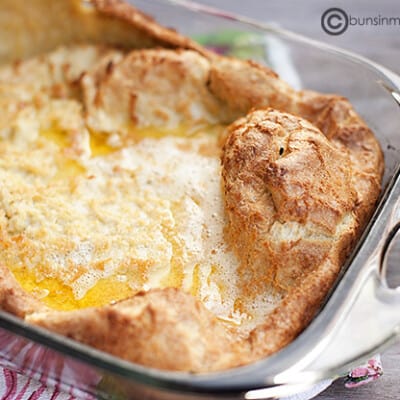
[
  {"xmin": 0, "ymin": 0, "xmax": 383, "ymax": 372},
  {"xmin": 222, "ymin": 109, "xmax": 357, "ymax": 292}
]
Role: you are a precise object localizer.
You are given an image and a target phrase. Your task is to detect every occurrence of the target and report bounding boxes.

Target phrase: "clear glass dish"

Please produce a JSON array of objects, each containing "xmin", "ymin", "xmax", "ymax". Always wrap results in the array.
[{"xmin": 0, "ymin": 1, "xmax": 400, "ymax": 399}]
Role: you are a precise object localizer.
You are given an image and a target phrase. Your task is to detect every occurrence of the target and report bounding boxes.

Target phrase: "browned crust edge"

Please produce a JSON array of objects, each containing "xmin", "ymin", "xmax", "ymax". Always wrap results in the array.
[
  {"xmin": 0, "ymin": 0, "xmax": 384, "ymax": 372},
  {"xmin": 91, "ymin": 0, "xmax": 210, "ymax": 55}
]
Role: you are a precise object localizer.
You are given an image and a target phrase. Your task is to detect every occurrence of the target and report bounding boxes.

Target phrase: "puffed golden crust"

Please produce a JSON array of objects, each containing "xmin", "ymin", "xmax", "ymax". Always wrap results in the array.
[
  {"xmin": 0, "ymin": 0, "xmax": 384, "ymax": 372},
  {"xmin": 221, "ymin": 109, "xmax": 357, "ymax": 291},
  {"xmin": 28, "ymin": 288, "xmax": 247, "ymax": 372},
  {"xmin": 81, "ymin": 48, "xmax": 237, "ymax": 134},
  {"xmin": 221, "ymin": 109, "xmax": 360, "ymax": 361},
  {"xmin": 209, "ymin": 57, "xmax": 383, "ymax": 228}
]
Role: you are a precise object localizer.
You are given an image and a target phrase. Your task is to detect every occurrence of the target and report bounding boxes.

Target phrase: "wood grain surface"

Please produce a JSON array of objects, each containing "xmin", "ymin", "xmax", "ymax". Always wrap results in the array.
[{"xmin": 191, "ymin": 1, "xmax": 400, "ymax": 399}]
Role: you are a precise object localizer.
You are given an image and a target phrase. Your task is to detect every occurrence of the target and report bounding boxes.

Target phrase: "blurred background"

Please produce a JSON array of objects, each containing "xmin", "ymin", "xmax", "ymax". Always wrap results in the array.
[{"xmin": 194, "ymin": 0, "xmax": 399, "ymax": 74}]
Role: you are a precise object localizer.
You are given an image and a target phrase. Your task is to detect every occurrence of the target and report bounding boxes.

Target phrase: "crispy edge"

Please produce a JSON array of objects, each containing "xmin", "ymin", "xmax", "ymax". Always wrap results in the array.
[{"xmin": 0, "ymin": 0, "xmax": 385, "ymax": 372}]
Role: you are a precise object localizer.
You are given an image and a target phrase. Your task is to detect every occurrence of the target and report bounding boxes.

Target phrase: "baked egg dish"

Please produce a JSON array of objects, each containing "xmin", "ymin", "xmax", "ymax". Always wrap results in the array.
[
  {"xmin": 0, "ymin": 45, "xmax": 274, "ymax": 328},
  {"xmin": 0, "ymin": 0, "xmax": 383, "ymax": 372}
]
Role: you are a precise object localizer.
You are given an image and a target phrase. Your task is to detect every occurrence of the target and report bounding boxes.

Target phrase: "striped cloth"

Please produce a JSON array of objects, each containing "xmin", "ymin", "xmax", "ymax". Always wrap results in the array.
[{"xmin": 0, "ymin": 369, "xmax": 75, "ymax": 400}]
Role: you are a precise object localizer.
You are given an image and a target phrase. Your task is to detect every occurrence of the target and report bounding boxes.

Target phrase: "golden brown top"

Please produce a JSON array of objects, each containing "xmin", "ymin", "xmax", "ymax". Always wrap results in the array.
[
  {"xmin": 0, "ymin": 0, "xmax": 384, "ymax": 373},
  {"xmin": 222, "ymin": 109, "xmax": 357, "ymax": 293}
]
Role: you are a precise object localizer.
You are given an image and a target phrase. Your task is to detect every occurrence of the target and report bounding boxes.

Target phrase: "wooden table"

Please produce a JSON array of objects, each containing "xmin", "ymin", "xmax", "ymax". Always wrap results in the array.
[{"xmin": 192, "ymin": 1, "xmax": 400, "ymax": 398}]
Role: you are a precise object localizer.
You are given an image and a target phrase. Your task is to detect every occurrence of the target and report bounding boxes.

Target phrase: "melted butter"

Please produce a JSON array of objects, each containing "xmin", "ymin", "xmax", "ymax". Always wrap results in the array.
[
  {"xmin": 11, "ymin": 266, "xmax": 135, "ymax": 311},
  {"xmin": 41, "ymin": 129, "xmax": 70, "ymax": 148},
  {"xmin": 190, "ymin": 264, "xmax": 202, "ymax": 297},
  {"xmin": 9, "ymin": 123, "xmax": 263, "ymax": 323},
  {"xmin": 89, "ymin": 131, "xmax": 117, "ymax": 157},
  {"xmin": 11, "ymin": 255, "xmax": 191, "ymax": 311},
  {"xmin": 159, "ymin": 239, "xmax": 185, "ymax": 289},
  {"xmin": 89, "ymin": 124, "xmax": 223, "ymax": 157},
  {"xmin": 41, "ymin": 129, "xmax": 86, "ymax": 178}
]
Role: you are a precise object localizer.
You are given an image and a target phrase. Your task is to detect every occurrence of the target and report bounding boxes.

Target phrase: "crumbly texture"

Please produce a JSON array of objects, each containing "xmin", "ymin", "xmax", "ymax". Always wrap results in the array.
[
  {"xmin": 0, "ymin": 0, "xmax": 384, "ymax": 372},
  {"xmin": 0, "ymin": 44, "xmax": 278, "ymax": 329}
]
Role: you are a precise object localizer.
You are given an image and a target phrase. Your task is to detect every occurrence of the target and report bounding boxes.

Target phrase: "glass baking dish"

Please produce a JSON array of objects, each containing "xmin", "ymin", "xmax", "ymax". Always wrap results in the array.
[{"xmin": 1, "ymin": 0, "xmax": 400, "ymax": 398}]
